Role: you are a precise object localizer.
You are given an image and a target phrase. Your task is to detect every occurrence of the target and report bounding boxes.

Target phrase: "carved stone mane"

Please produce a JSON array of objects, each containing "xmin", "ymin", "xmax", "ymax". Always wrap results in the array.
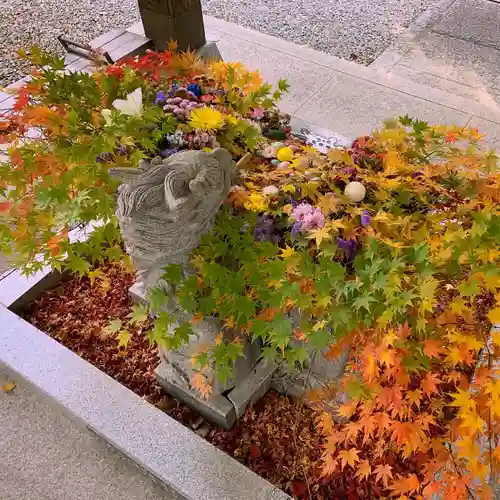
[{"xmin": 110, "ymin": 148, "xmax": 234, "ymax": 289}]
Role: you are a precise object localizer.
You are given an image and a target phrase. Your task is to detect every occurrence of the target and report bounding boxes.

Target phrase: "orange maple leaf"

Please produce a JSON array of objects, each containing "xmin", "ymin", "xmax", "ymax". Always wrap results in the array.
[
  {"xmin": 421, "ymin": 372, "xmax": 441, "ymax": 397},
  {"xmin": 354, "ymin": 459, "xmax": 372, "ymax": 482},
  {"xmin": 321, "ymin": 453, "xmax": 338, "ymax": 477},
  {"xmin": 374, "ymin": 463, "xmax": 393, "ymax": 488},
  {"xmin": 338, "ymin": 448, "xmax": 360, "ymax": 470},
  {"xmin": 191, "ymin": 373, "xmax": 212, "ymax": 398},
  {"xmin": 389, "ymin": 473, "xmax": 420, "ymax": 496},
  {"xmin": 423, "ymin": 339, "xmax": 444, "ymax": 358}
]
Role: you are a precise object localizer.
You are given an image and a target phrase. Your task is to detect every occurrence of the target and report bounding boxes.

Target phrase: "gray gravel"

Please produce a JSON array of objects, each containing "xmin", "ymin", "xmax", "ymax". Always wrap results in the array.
[
  {"xmin": 0, "ymin": 0, "xmax": 140, "ymax": 86},
  {"xmin": 202, "ymin": 0, "xmax": 436, "ymax": 64}
]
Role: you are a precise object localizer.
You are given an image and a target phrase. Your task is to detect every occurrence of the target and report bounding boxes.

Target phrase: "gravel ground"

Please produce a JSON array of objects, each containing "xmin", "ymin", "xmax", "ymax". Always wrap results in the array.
[
  {"xmin": 0, "ymin": 0, "xmax": 140, "ymax": 86},
  {"xmin": 201, "ymin": 0, "xmax": 436, "ymax": 64}
]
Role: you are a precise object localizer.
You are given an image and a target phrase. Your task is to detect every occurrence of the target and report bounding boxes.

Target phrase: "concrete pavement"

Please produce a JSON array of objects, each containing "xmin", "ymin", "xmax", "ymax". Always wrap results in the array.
[{"xmin": 0, "ymin": 369, "xmax": 174, "ymax": 500}]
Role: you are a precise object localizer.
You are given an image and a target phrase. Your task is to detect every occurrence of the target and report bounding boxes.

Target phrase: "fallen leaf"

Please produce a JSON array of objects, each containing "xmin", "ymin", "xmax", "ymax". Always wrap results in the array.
[{"xmin": 1, "ymin": 382, "xmax": 16, "ymax": 392}]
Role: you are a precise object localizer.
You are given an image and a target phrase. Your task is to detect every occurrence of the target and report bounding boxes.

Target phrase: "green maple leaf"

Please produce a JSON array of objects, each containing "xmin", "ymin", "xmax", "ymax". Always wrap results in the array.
[
  {"xmin": 353, "ymin": 294, "xmax": 377, "ymax": 312},
  {"xmin": 127, "ymin": 304, "xmax": 149, "ymax": 325},
  {"xmin": 163, "ymin": 264, "xmax": 184, "ymax": 285},
  {"xmin": 106, "ymin": 318, "xmax": 123, "ymax": 335}
]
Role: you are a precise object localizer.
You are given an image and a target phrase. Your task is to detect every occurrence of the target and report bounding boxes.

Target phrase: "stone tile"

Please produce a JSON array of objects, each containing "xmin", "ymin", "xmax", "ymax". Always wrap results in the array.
[
  {"xmin": 399, "ymin": 32, "xmax": 500, "ymax": 95},
  {"xmin": 433, "ymin": 0, "xmax": 500, "ymax": 49},
  {"xmin": 216, "ymin": 35, "xmax": 337, "ymax": 115},
  {"xmin": 294, "ymin": 72, "xmax": 471, "ymax": 138},
  {"xmin": 390, "ymin": 64, "xmax": 500, "ymax": 112},
  {"xmin": 468, "ymin": 117, "xmax": 500, "ymax": 152}
]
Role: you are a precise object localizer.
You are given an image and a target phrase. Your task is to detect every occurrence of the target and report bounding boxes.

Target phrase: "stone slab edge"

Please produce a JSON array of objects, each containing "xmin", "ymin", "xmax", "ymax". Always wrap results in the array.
[
  {"xmin": 0, "ymin": 305, "xmax": 290, "ymax": 500},
  {"xmin": 203, "ymin": 14, "xmax": 500, "ymax": 127}
]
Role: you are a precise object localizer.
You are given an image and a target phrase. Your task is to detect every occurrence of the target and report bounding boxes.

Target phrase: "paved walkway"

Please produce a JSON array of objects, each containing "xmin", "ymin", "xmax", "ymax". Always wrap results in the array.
[
  {"xmin": 0, "ymin": 369, "xmax": 173, "ymax": 500},
  {"xmin": 371, "ymin": 0, "xmax": 500, "ymax": 149},
  {"xmin": 136, "ymin": 14, "xmax": 500, "ymax": 150}
]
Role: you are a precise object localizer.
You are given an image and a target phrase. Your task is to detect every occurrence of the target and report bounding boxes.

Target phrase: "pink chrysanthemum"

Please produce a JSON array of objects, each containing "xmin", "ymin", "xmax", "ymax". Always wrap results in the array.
[{"xmin": 301, "ymin": 208, "xmax": 325, "ymax": 231}]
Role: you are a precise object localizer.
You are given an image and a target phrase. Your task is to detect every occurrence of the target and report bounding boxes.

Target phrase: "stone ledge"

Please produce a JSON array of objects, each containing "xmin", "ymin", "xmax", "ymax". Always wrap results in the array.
[{"xmin": 0, "ymin": 305, "xmax": 290, "ymax": 500}]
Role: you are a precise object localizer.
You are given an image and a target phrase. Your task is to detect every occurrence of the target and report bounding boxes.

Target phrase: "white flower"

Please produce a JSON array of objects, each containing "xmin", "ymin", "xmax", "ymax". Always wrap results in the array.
[
  {"xmin": 101, "ymin": 109, "xmax": 113, "ymax": 126},
  {"xmin": 262, "ymin": 185, "xmax": 279, "ymax": 196},
  {"xmin": 344, "ymin": 181, "xmax": 366, "ymax": 202},
  {"xmin": 112, "ymin": 87, "xmax": 143, "ymax": 117}
]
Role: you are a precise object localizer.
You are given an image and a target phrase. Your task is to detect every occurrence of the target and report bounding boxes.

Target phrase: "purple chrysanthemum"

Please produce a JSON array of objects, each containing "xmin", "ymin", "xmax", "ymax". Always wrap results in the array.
[
  {"xmin": 337, "ymin": 237, "xmax": 357, "ymax": 260},
  {"xmin": 155, "ymin": 91, "xmax": 166, "ymax": 105},
  {"xmin": 361, "ymin": 210, "xmax": 371, "ymax": 227},
  {"xmin": 160, "ymin": 147, "xmax": 179, "ymax": 158},
  {"xmin": 254, "ymin": 216, "xmax": 279, "ymax": 243},
  {"xmin": 291, "ymin": 221, "xmax": 302, "ymax": 238}
]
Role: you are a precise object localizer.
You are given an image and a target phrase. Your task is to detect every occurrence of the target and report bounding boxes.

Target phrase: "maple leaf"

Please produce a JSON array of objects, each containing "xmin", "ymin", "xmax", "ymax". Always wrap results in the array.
[
  {"xmin": 460, "ymin": 411, "xmax": 485, "ymax": 435},
  {"xmin": 355, "ymin": 459, "xmax": 372, "ymax": 481},
  {"xmin": 374, "ymin": 463, "xmax": 393, "ymax": 488},
  {"xmin": 338, "ymin": 448, "xmax": 360, "ymax": 470},
  {"xmin": 1, "ymin": 381, "xmax": 16, "ymax": 392},
  {"xmin": 389, "ymin": 473, "xmax": 420, "ymax": 496},
  {"xmin": 319, "ymin": 411, "xmax": 334, "ymax": 434},
  {"xmin": 421, "ymin": 373, "xmax": 441, "ymax": 397},
  {"xmin": 117, "ymin": 330, "xmax": 131, "ymax": 349},
  {"xmin": 280, "ymin": 245, "xmax": 296, "ymax": 259},
  {"xmin": 317, "ymin": 193, "xmax": 340, "ymax": 215},
  {"xmin": 105, "ymin": 318, "xmax": 123, "ymax": 335},
  {"xmin": 191, "ymin": 373, "xmax": 212, "ymax": 398},
  {"xmin": 126, "ymin": 304, "xmax": 149, "ymax": 325},
  {"xmin": 487, "ymin": 307, "xmax": 500, "ymax": 325},
  {"xmin": 306, "ymin": 226, "xmax": 332, "ymax": 247},
  {"xmin": 321, "ymin": 453, "xmax": 338, "ymax": 477},
  {"xmin": 449, "ymin": 388, "xmax": 475, "ymax": 411}
]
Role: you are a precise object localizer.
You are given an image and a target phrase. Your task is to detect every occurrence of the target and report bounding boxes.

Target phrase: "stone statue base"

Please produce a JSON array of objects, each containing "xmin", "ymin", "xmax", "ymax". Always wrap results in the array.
[{"xmin": 130, "ymin": 283, "xmax": 277, "ymax": 429}]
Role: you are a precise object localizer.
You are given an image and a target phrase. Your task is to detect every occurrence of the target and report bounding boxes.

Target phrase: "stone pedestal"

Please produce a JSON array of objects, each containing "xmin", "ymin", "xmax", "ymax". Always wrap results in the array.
[
  {"xmin": 138, "ymin": 0, "xmax": 206, "ymax": 51},
  {"xmin": 130, "ymin": 283, "xmax": 277, "ymax": 429}
]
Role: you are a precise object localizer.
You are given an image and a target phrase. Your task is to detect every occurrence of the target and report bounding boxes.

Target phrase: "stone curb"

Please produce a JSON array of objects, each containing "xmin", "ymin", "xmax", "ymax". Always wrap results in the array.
[{"xmin": 0, "ymin": 303, "xmax": 290, "ymax": 500}]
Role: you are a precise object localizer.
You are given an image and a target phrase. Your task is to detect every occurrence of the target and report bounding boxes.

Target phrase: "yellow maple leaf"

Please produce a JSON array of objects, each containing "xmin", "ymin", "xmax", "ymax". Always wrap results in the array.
[
  {"xmin": 306, "ymin": 226, "xmax": 332, "ymax": 247},
  {"xmin": 487, "ymin": 307, "xmax": 500, "ymax": 325},
  {"xmin": 338, "ymin": 448, "xmax": 360, "ymax": 470},
  {"xmin": 280, "ymin": 245, "xmax": 296, "ymax": 259},
  {"xmin": 449, "ymin": 389, "xmax": 475, "ymax": 411},
  {"xmin": 117, "ymin": 330, "xmax": 131, "ymax": 349},
  {"xmin": 1, "ymin": 381, "xmax": 16, "ymax": 392},
  {"xmin": 459, "ymin": 411, "xmax": 485, "ymax": 435}
]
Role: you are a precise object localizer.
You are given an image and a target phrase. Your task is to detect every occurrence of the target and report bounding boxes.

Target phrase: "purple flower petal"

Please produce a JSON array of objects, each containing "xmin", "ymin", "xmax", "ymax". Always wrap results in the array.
[{"xmin": 361, "ymin": 210, "xmax": 371, "ymax": 227}]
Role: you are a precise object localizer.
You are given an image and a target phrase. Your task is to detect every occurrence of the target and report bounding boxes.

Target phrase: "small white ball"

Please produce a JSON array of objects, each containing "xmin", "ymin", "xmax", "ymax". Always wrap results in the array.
[{"xmin": 344, "ymin": 181, "xmax": 366, "ymax": 202}]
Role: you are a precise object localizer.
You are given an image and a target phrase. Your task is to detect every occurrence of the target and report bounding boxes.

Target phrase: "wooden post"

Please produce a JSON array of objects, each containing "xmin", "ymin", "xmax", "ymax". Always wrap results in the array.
[{"xmin": 137, "ymin": 0, "xmax": 206, "ymax": 51}]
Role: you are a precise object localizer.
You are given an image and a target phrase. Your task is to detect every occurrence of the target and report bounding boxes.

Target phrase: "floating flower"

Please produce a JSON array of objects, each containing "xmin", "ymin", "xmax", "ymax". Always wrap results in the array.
[
  {"xmin": 262, "ymin": 185, "xmax": 279, "ymax": 196},
  {"xmin": 160, "ymin": 147, "xmax": 179, "ymax": 157},
  {"xmin": 112, "ymin": 87, "xmax": 143, "ymax": 117},
  {"xmin": 278, "ymin": 161, "xmax": 290, "ymax": 169},
  {"xmin": 262, "ymin": 145, "xmax": 277, "ymax": 158},
  {"xmin": 244, "ymin": 193, "xmax": 268, "ymax": 212},
  {"xmin": 361, "ymin": 210, "xmax": 371, "ymax": 227},
  {"xmin": 155, "ymin": 91, "xmax": 166, "ymax": 105},
  {"xmin": 302, "ymin": 208, "xmax": 325, "ymax": 231},
  {"xmin": 188, "ymin": 107, "xmax": 226, "ymax": 132},
  {"xmin": 187, "ymin": 83, "xmax": 202, "ymax": 98},
  {"xmin": 251, "ymin": 108, "xmax": 265, "ymax": 119},
  {"xmin": 277, "ymin": 147, "xmax": 294, "ymax": 162},
  {"xmin": 344, "ymin": 181, "xmax": 366, "ymax": 202},
  {"xmin": 291, "ymin": 221, "xmax": 302, "ymax": 238},
  {"xmin": 254, "ymin": 215, "xmax": 279, "ymax": 243},
  {"xmin": 291, "ymin": 202, "xmax": 313, "ymax": 221},
  {"xmin": 101, "ymin": 108, "xmax": 113, "ymax": 126},
  {"xmin": 337, "ymin": 237, "xmax": 357, "ymax": 260}
]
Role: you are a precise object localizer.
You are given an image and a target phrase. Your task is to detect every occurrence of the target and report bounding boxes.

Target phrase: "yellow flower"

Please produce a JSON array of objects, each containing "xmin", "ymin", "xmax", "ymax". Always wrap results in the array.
[
  {"xmin": 243, "ymin": 193, "xmax": 268, "ymax": 212},
  {"xmin": 281, "ymin": 184, "xmax": 296, "ymax": 194},
  {"xmin": 188, "ymin": 107, "xmax": 226, "ymax": 132}
]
